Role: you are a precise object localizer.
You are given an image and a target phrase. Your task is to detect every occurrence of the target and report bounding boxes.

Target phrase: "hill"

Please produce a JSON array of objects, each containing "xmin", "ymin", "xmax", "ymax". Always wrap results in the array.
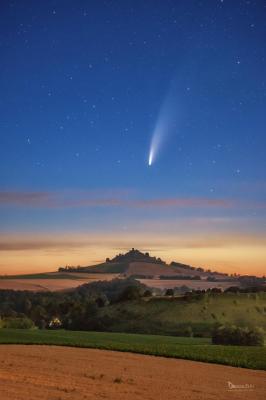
[
  {"xmin": 58, "ymin": 248, "xmax": 231, "ymax": 280},
  {"xmin": 80, "ymin": 289, "xmax": 266, "ymax": 337},
  {"xmin": 1, "ymin": 248, "xmax": 264, "ymax": 292}
]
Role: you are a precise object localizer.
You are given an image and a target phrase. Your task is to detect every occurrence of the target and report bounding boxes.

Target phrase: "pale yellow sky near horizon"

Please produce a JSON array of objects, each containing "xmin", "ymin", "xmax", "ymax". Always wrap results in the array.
[{"xmin": 0, "ymin": 231, "xmax": 265, "ymax": 276}]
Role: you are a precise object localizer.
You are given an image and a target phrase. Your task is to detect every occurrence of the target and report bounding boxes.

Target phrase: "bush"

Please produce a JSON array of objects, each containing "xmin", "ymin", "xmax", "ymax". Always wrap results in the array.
[
  {"xmin": 118, "ymin": 286, "xmax": 142, "ymax": 302},
  {"xmin": 2, "ymin": 317, "xmax": 35, "ymax": 329},
  {"xmin": 212, "ymin": 325, "xmax": 264, "ymax": 346},
  {"xmin": 143, "ymin": 290, "xmax": 152, "ymax": 297},
  {"xmin": 184, "ymin": 326, "xmax": 193, "ymax": 337},
  {"xmin": 165, "ymin": 289, "xmax": 174, "ymax": 296}
]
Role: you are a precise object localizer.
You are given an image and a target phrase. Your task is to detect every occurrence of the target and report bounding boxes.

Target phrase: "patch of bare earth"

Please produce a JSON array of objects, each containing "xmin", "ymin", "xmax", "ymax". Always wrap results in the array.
[{"xmin": 0, "ymin": 346, "xmax": 265, "ymax": 400}]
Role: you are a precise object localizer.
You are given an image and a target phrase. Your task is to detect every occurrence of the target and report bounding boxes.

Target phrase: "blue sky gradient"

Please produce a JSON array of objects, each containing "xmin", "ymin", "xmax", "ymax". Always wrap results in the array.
[{"xmin": 0, "ymin": 1, "xmax": 265, "ymax": 273}]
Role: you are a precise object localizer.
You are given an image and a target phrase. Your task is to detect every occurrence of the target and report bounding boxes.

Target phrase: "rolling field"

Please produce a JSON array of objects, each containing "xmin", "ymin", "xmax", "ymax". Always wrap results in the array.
[
  {"xmin": 0, "ymin": 329, "xmax": 265, "ymax": 370},
  {"xmin": 0, "ymin": 259, "xmax": 239, "ymax": 292},
  {"xmin": 0, "ymin": 273, "xmax": 119, "ymax": 291},
  {"xmin": 139, "ymin": 278, "xmax": 240, "ymax": 290},
  {"xmin": 0, "ymin": 275, "xmax": 239, "ymax": 292},
  {"xmin": 1, "ymin": 345, "xmax": 265, "ymax": 400}
]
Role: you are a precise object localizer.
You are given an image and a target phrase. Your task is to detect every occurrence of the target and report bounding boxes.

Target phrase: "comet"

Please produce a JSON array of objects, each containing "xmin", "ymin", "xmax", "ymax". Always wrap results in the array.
[
  {"xmin": 148, "ymin": 129, "xmax": 161, "ymax": 167},
  {"xmin": 148, "ymin": 83, "xmax": 179, "ymax": 166},
  {"xmin": 148, "ymin": 150, "xmax": 153, "ymax": 166}
]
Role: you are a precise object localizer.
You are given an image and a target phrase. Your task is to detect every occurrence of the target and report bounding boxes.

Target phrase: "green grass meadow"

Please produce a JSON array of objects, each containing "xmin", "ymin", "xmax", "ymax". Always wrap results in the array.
[
  {"xmin": 0, "ymin": 329, "xmax": 265, "ymax": 370},
  {"xmin": 94, "ymin": 292, "xmax": 266, "ymax": 336}
]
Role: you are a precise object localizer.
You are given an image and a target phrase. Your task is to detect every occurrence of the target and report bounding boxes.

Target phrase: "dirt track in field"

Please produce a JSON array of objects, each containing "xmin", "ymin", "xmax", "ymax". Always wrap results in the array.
[{"xmin": 0, "ymin": 345, "xmax": 265, "ymax": 400}]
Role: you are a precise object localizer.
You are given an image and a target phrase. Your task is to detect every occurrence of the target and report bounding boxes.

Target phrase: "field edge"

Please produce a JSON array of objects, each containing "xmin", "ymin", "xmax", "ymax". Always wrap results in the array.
[{"xmin": 0, "ymin": 329, "xmax": 265, "ymax": 371}]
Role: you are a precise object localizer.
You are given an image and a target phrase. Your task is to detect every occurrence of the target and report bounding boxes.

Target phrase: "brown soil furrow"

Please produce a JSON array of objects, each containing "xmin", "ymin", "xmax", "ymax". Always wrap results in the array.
[{"xmin": 0, "ymin": 345, "xmax": 265, "ymax": 400}]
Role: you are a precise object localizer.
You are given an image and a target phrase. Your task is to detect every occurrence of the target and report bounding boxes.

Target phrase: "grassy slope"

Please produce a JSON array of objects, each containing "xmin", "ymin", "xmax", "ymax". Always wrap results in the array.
[
  {"xmin": 0, "ymin": 263, "xmax": 128, "ymax": 278},
  {"xmin": 97, "ymin": 292, "xmax": 266, "ymax": 335},
  {"xmin": 84, "ymin": 262, "xmax": 128, "ymax": 273},
  {"xmin": 0, "ymin": 329, "xmax": 265, "ymax": 370}
]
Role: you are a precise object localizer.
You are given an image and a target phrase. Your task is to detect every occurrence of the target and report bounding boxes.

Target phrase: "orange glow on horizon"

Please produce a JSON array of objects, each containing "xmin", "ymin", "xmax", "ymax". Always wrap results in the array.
[{"xmin": 0, "ymin": 231, "xmax": 265, "ymax": 276}]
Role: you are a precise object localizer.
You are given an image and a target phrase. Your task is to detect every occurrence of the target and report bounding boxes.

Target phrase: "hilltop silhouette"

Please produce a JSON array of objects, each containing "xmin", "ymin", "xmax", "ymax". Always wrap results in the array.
[
  {"xmin": 58, "ymin": 248, "xmax": 231, "ymax": 280},
  {"xmin": 105, "ymin": 248, "xmax": 165, "ymax": 264}
]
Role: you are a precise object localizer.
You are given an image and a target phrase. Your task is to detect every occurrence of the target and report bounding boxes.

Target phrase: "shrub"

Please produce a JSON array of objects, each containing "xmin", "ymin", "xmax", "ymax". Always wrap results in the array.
[
  {"xmin": 143, "ymin": 290, "xmax": 152, "ymax": 297},
  {"xmin": 184, "ymin": 326, "xmax": 193, "ymax": 337},
  {"xmin": 165, "ymin": 289, "xmax": 174, "ymax": 296},
  {"xmin": 2, "ymin": 317, "xmax": 35, "ymax": 329},
  {"xmin": 212, "ymin": 325, "xmax": 264, "ymax": 346},
  {"xmin": 118, "ymin": 286, "xmax": 142, "ymax": 302}
]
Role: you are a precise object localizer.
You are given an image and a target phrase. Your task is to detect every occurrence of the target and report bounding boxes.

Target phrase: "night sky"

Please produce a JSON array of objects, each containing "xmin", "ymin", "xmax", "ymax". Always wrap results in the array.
[{"xmin": 1, "ymin": 1, "xmax": 266, "ymax": 274}]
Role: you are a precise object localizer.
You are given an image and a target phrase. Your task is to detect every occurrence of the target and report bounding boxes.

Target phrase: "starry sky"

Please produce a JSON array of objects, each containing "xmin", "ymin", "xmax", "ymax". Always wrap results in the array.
[{"xmin": 1, "ymin": 0, "xmax": 266, "ymax": 275}]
